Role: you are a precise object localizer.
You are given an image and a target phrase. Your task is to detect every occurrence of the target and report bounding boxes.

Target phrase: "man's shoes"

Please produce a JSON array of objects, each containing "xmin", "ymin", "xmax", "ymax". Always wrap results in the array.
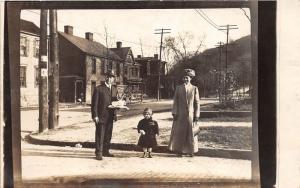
[
  {"xmin": 96, "ymin": 155, "xmax": 102, "ymax": 160},
  {"xmin": 103, "ymin": 152, "xmax": 114, "ymax": 157}
]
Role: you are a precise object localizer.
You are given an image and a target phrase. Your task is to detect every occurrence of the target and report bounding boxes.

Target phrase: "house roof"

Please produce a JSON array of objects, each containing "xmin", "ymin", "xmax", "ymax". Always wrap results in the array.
[
  {"xmin": 59, "ymin": 32, "xmax": 121, "ymax": 61},
  {"xmin": 20, "ymin": 19, "xmax": 40, "ymax": 35},
  {"xmin": 109, "ymin": 47, "xmax": 131, "ymax": 60},
  {"xmin": 135, "ymin": 57, "xmax": 153, "ymax": 62},
  {"xmin": 135, "ymin": 56, "xmax": 167, "ymax": 64}
]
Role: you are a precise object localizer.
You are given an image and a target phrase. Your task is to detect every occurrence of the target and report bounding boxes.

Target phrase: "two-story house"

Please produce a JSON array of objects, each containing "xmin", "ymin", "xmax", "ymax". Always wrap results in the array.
[
  {"xmin": 110, "ymin": 42, "xmax": 142, "ymax": 98},
  {"xmin": 58, "ymin": 25, "xmax": 122, "ymax": 104},
  {"xmin": 135, "ymin": 54, "xmax": 170, "ymax": 98},
  {"xmin": 20, "ymin": 19, "xmax": 41, "ymax": 107}
]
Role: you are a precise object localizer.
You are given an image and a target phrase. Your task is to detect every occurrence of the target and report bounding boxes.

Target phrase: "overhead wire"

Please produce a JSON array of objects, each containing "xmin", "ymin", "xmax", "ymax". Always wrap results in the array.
[{"xmin": 240, "ymin": 8, "xmax": 251, "ymax": 22}]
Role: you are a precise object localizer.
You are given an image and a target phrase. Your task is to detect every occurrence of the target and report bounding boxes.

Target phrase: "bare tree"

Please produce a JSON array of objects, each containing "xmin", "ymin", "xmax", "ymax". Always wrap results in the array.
[
  {"xmin": 164, "ymin": 31, "xmax": 206, "ymax": 66},
  {"xmin": 102, "ymin": 22, "xmax": 116, "ymax": 71}
]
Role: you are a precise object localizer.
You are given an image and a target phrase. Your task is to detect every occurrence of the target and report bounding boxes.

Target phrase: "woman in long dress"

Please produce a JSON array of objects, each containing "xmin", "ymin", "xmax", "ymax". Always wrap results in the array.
[{"xmin": 168, "ymin": 69, "xmax": 200, "ymax": 157}]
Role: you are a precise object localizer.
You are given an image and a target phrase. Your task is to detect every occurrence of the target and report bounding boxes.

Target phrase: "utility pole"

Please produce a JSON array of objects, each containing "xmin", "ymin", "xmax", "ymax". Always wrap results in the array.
[
  {"xmin": 154, "ymin": 28, "xmax": 171, "ymax": 101},
  {"xmin": 49, "ymin": 9, "xmax": 59, "ymax": 129},
  {"xmin": 38, "ymin": 9, "xmax": 48, "ymax": 133},
  {"xmin": 219, "ymin": 24, "xmax": 238, "ymax": 104},
  {"xmin": 104, "ymin": 25, "xmax": 110, "ymax": 72},
  {"xmin": 139, "ymin": 38, "xmax": 144, "ymax": 57},
  {"xmin": 215, "ymin": 41, "xmax": 224, "ymax": 102}
]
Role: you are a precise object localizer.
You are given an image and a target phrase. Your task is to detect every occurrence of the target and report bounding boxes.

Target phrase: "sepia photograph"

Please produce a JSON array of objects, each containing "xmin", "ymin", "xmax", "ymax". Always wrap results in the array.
[{"xmin": 2, "ymin": 1, "xmax": 270, "ymax": 188}]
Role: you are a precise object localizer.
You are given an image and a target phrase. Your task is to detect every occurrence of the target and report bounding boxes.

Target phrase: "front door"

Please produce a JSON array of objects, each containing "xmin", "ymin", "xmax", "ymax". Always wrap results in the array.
[{"xmin": 75, "ymin": 80, "xmax": 83, "ymax": 103}]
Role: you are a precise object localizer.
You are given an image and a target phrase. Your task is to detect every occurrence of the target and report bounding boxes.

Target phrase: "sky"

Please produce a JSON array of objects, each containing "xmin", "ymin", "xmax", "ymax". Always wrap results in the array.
[{"xmin": 21, "ymin": 8, "xmax": 251, "ymax": 61}]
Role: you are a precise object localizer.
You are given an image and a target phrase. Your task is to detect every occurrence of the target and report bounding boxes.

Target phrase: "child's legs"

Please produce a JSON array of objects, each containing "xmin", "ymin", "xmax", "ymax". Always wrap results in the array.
[
  {"xmin": 147, "ymin": 148, "xmax": 152, "ymax": 152},
  {"xmin": 143, "ymin": 148, "xmax": 147, "ymax": 152}
]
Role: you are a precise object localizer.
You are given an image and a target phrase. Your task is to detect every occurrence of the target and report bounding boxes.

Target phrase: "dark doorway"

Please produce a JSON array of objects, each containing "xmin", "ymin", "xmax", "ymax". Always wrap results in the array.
[
  {"xmin": 75, "ymin": 80, "xmax": 83, "ymax": 103},
  {"xmin": 91, "ymin": 81, "xmax": 96, "ymax": 101}
]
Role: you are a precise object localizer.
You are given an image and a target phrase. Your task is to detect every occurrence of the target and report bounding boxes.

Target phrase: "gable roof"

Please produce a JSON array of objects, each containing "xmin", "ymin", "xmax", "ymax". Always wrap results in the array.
[
  {"xmin": 59, "ymin": 32, "xmax": 121, "ymax": 61},
  {"xmin": 135, "ymin": 56, "xmax": 166, "ymax": 64},
  {"xmin": 20, "ymin": 19, "xmax": 40, "ymax": 35},
  {"xmin": 109, "ymin": 47, "xmax": 131, "ymax": 61}
]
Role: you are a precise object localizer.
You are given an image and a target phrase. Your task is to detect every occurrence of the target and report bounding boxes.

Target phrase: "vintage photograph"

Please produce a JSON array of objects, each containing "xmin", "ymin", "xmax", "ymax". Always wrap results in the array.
[{"xmin": 4, "ymin": 1, "xmax": 260, "ymax": 187}]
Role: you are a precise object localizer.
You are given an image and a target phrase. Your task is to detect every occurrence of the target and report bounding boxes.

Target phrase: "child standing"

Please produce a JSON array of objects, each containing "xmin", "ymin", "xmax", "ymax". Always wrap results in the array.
[{"xmin": 137, "ymin": 108, "xmax": 159, "ymax": 158}]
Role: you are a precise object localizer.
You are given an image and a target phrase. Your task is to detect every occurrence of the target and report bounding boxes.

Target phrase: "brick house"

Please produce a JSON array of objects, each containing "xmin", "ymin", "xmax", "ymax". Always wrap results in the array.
[
  {"xmin": 110, "ymin": 42, "xmax": 142, "ymax": 97},
  {"xmin": 135, "ymin": 54, "xmax": 171, "ymax": 98},
  {"xmin": 19, "ymin": 19, "xmax": 41, "ymax": 107},
  {"xmin": 58, "ymin": 25, "xmax": 122, "ymax": 104}
]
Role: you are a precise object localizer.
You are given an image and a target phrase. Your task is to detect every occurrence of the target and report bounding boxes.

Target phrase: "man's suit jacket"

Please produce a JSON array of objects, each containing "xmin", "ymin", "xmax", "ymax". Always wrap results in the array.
[{"xmin": 91, "ymin": 83, "xmax": 118, "ymax": 124}]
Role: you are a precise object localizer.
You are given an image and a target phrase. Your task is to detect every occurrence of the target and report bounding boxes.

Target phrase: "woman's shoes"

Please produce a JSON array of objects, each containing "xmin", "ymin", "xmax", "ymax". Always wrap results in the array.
[
  {"xmin": 175, "ymin": 152, "xmax": 194, "ymax": 157},
  {"xmin": 187, "ymin": 153, "xmax": 194, "ymax": 157}
]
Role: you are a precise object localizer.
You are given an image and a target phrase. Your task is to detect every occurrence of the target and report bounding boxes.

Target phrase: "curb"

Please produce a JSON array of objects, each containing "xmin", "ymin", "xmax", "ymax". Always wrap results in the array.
[
  {"xmin": 26, "ymin": 134, "xmax": 252, "ymax": 160},
  {"xmin": 128, "ymin": 108, "xmax": 251, "ymax": 119},
  {"xmin": 200, "ymin": 111, "xmax": 252, "ymax": 118}
]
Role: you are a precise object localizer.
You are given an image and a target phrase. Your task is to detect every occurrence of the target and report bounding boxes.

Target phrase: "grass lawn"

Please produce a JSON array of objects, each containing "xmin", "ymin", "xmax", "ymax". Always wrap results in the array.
[
  {"xmin": 158, "ymin": 125, "xmax": 251, "ymax": 150},
  {"xmin": 201, "ymin": 99, "xmax": 252, "ymax": 112},
  {"xmin": 197, "ymin": 126, "xmax": 252, "ymax": 150}
]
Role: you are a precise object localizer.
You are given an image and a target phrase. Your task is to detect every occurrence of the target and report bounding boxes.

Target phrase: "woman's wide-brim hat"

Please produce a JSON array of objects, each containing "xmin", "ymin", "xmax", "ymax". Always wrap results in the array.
[{"xmin": 183, "ymin": 69, "xmax": 195, "ymax": 77}]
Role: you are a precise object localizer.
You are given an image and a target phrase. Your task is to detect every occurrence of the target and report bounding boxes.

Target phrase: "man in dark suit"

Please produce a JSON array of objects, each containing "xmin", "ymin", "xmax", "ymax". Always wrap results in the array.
[{"xmin": 91, "ymin": 70, "xmax": 118, "ymax": 160}]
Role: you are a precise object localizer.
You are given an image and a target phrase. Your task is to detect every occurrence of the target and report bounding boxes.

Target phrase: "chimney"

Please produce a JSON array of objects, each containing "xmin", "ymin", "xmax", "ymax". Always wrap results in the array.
[
  {"xmin": 137, "ymin": 55, "xmax": 142, "ymax": 58},
  {"xmin": 85, "ymin": 32, "xmax": 93, "ymax": 41},
  {"xmin": 64, "ymin": 25, "xmax": 73, "ymax": 35},
  {"xmin": 116, "ymin": 41, "xmax": 122, "ymax": 48},
  {"xmin": 154, "ymin": 54, "xmax": 159, "ymax": 59}
]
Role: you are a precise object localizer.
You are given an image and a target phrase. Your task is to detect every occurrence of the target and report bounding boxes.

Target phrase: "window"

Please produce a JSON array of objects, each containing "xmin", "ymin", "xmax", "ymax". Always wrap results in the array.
[
  {"xmin": 20, "ymin": 66, "xmax": 27, "ymax": 87},
  {"xmin": 101, "ymin": 61, "xmax": 104, "ymax": 74},
  {"xmin": 124, "ymin": 65, "xmax": 128, "ymax": 75},
  {"xmin": 109, "ymin": 60, "xmax": 113, "ymax": 70},
  {"xmin": 20, "ymin": 36, "xmax": 28, "ymax": 57},
  {"xmin": 147, "ymin": 61, "xmax": 151, "ymax": 75},
  {"xmin": 92, "ymin": 58, "xmax": 96, "ymax": 74},
  {"xmin": 33, "ymin": 39, "xmax": 39, "ymax": 58},
  {"xmin": 116, "ymin": 63, "xmax": 120, "ymax": 76},
  {"xmin": 126, "ymin": 54, "xmax": 133, "ymax": 63},
  {"xmin": 105, "ymin": 60, "xmax": 110, "ymax": 73},
  {"xmin": 132, "ymin": 67, "xmax": 138, "ymax": 77},
  {"xmin": 34, "ymin": 67, "xmax": 39, "ymax": 87}
]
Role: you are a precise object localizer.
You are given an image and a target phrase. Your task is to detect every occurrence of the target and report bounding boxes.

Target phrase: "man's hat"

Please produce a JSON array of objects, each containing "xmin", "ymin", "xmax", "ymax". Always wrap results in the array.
[
  {"xmin": 106, "ymin": 69, "xmax": 116, "ymax": 77},
  {"xmin": 183, "ymin": 69, "xmax": 195, "ymax": 77}
]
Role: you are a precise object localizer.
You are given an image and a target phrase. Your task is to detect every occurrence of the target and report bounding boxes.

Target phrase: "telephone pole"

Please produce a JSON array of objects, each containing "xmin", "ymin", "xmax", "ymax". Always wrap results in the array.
[
  {"xmin": 139, "ymin": 38, "xmax": 144, "ymax": 57},
  {"xmin": 154, "ymin": 28, "xmax": 171, "ymax": 101},
  {"xmin": 215, "ymin": 41, "xmax": 224, "ymax": 102},
  {"xmin": 219, "ymin": 24, "xmax": 238, "ymax": 104},
  {"xmin": 49, "ymin": 9, "xmax": 59, "ymax": 129},
  {"xmin": 38, "ymin": 9, "xmax": 48, "ymax": 133}
]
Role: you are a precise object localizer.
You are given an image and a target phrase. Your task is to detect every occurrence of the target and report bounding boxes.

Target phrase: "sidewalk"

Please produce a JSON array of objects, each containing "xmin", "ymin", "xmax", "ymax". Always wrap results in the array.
[
  {"xmin": 21, "ymin": 141, "xmax": 253, "ymax": 184},
  {"xmin": 20, "ymin": 99, "xmax": 254, "ymax": 184}
]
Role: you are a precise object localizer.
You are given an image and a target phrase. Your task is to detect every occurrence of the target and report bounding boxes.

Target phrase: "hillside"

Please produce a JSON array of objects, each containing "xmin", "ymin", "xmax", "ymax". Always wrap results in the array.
[{"xmin": 168, "ymin": 35, "xmax": 251, "ymax": 97}]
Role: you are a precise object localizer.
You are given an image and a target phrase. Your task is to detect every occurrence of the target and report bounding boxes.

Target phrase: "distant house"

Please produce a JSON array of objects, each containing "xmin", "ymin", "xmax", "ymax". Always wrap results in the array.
[
  {"xmin": 58, "ymin": 25, "xmax": 122, "ymax": 104},
  {"xmin": 110, "ymin": 42, "xmax": 142, "ymax": 97},
  {"xmin": 20, "ymin": 19, "xmax": 41, "ymax": 107},
  {"xmin": 135, "ymin": 54, "xmax": 170, "ymax": 98}
]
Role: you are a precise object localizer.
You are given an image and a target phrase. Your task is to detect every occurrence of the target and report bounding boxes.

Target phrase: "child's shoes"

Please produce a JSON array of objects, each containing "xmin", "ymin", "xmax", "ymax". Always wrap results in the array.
[{"xmin": 141, "ymin": 152, "xmax": 147, "ymax": 158}]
